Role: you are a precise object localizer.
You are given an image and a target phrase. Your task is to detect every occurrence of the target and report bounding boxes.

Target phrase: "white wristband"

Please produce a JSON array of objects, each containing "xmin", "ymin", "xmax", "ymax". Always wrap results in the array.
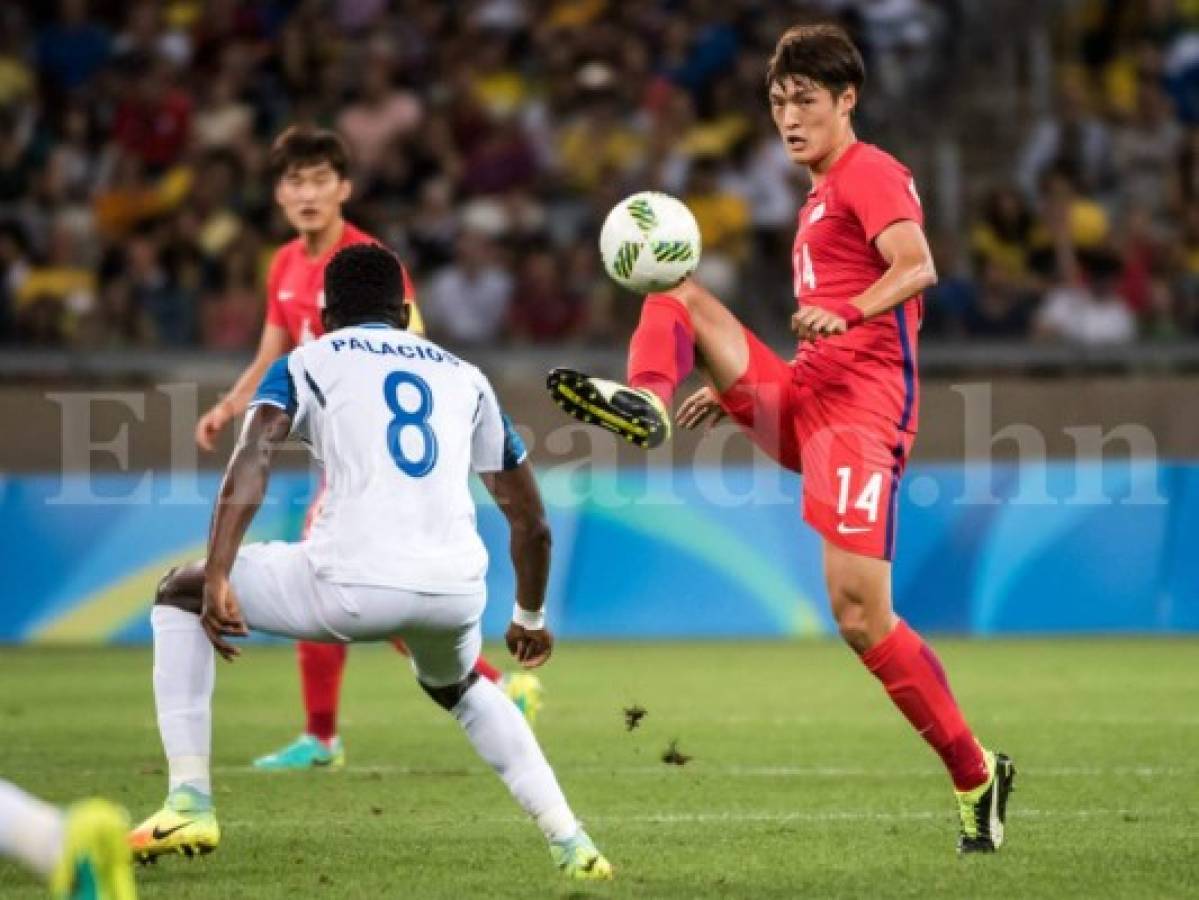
[{"xmin": 512, "ymin": 604, "xmax": 545, "ymax": 630}]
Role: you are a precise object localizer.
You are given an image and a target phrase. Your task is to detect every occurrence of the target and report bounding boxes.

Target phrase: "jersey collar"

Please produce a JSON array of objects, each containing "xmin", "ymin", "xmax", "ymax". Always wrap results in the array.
[{"xmin": 808, "ymin": 140, "xmax": 864, "ymax": 196}]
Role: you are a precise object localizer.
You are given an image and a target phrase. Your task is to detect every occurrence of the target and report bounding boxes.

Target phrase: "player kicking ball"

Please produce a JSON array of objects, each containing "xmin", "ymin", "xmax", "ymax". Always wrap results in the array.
[
  {"xmin": 548, "ymin": 24, "xmax": 1014, "ymax": 853},
  {"xmin": 130, "ymin": 245, "xmax": 611, "ymax": 880},
  {"xmin": 193, "ymin": 126, "xmax": 539, "ymax": 772},
  {"xmin": 0, "ymin": 779, "xmax": 136, "ymax": 898}
]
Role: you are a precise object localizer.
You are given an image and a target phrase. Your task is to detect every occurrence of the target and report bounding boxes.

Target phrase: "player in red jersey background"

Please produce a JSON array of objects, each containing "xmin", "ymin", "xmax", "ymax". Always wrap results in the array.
[
  {"xmin": 195, "ymin": 127, "xmax": 538, "ymax": 771},
  {"xmin": 549, "ymin": 25, "xmax": 1014, "ymax": 852}
]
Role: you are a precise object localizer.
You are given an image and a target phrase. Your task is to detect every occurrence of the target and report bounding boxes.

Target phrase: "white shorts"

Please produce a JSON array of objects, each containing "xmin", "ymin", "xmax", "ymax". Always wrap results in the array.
[{"xmin": 230, "ymin": 542, "xmax": 485, "ymax": 688}]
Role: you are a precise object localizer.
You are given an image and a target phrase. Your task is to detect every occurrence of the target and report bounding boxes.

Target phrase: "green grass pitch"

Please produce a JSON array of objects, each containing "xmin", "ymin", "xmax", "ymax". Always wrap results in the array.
[{"xmin": 1, "ymin": 639, "xmax": 1197, "ymax": 898}]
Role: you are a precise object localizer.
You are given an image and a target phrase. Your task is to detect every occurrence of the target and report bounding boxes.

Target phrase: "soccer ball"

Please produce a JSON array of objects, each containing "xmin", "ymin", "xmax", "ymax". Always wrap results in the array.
[{"xmin": 599, "ymin": 191, "xmax": 702, "ymax": 294}]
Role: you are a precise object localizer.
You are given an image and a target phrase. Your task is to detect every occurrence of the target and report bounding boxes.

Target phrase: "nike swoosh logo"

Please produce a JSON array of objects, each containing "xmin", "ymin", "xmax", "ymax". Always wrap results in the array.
[
  {"xmin": 837, "ymin": 522, "xmax": 871, "ymax": 535},
  {"xmin": 151, "ymin": 821, "xmax": 193, "ymax": 840}
]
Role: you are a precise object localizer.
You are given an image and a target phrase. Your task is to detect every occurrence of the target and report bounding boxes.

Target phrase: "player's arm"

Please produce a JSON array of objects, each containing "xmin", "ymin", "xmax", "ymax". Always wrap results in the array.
[
  {"xmin": 201, "ymin": 402, "xmax": 291, "ymax": 659},
  {"xmin": 196, "ymin": 322, "xmax": 293, "ymax": 451},
  {"xmin": 480, "ymin": 462, "xmax": 554, "ymax": 668},
  {"xmin": 792, "ymin": 220, "xmax": 937, "ymax": 341}
]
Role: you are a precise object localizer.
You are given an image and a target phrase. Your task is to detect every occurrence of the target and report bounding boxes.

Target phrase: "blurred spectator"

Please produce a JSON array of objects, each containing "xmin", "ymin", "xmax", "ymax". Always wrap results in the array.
[
  {"xmin": 1017, "ymin": 78, "xmax": 1114, "ymax": 202},
  {"xmin": 1032, "ymin": 168, "xmax": 1111, "ymax": 253},
  {"xmin": 0, "ymin": 222, "xmax": 31, "ymax": 341},
  {"xmin": 685, "ymin": 155, "xmax": 751, "ymax": 303},
  {"xmin": 555, "ymin": 69, "xmax": 645, "ymax": 193},
  {"xmin": 13, "ymin": 220, "xmax": 96, "ymax": 344},
  {"xmin": 971, "ymin": 187, "xmax": 1037, "ymax": 285},
  {"xmin": 405, "ymin": 177, "xmax": 460, "ymax": 273},
  {"xmin": 1109, "ymin": 76, "xmax": 1184, "ymax": 222},
  {"xmin": 187, "ymin": 149, "xmax": 245, "ymax": 260},
  {"xmin": 201, "ymin": 244, "xmax": 261, "ymax": 351},
  {"xmin": 1035, "ymin": 248, "xmax": 1137, "ymax": 345},
  {"xmin": 111, "ymin": 55, "xmax": 193, "ymax": 173},
  {"xmin": 460, "ymin": 113, "xmax": 539, "ymax": 196},
  {"xmin": 963, "ymin": 260, "xmax": 1039, "ymax": 338},
  {"xmin": 0, "ymin": 9, "xmax": 35, "ymax": 108},
  {"xmin": 509, "ymin": 249, "xmax": 587, "ymax": 342},
  {"xmin": 112, "ymin": 1, "xmax": 191, "ymax": 69},
  {"xmin": 0, "ymin": 106, "xmax": 37, "ymax": 206},
  {"xmin": 36, "ymin": 0, "xmax": 111, "ymax": 93},
  {"xmin": 104, "ymin": 226, "xmax": 198, "ymax": 346},
  {"xmin": 192, "ymin": 71, "xmax": 255, "ymax": 151},
  {"xmin": 422, "ymin": 231, "xmax": 513, "ymax": 345},
  {"xmin": 336, "ymin": 50, "xmax": 422, "ymax": 181}
]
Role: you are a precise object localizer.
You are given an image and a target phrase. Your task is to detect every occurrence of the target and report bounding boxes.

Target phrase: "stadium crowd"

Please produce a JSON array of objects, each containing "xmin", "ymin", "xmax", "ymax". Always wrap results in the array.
[{"xmin": 1, "ymin": 0, "xmax": 1198, "ymax": 352}]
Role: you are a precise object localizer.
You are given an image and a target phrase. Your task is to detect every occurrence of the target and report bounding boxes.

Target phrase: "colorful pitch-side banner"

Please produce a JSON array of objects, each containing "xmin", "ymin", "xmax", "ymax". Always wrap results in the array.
[{"xmin": 0, "ymin": 463, "xmax": 1194, "ymax": 643}]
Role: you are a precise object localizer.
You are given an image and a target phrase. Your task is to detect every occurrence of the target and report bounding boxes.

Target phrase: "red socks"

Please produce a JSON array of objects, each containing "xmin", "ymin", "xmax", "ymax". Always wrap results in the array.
[
  {"xmin": 390, "ymin": 637, "xmax": 502, "ymax": 684},
  {"xmin": 298, "ymin": 641, "xmax": 347, "ymax": 742},
  {"xmin": 472, "ymin": 656, "xmax": 503, "ymax": 684},
  {"xmin": 300, "ymin": 638, "xmax": 505, "ymax": 744},
  {"xmin": 628, "ymin": 293, "xmax": 695, "ymax": 407},
  {"xmin": 861, "ymin": 620, "xmax": 989, "ymax": 792}
]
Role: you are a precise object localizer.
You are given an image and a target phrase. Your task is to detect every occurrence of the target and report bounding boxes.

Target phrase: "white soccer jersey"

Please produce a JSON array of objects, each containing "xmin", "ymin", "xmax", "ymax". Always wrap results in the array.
[{"xmin": 249, "ymin": 323, "xmax": 527, "ymax": 593}]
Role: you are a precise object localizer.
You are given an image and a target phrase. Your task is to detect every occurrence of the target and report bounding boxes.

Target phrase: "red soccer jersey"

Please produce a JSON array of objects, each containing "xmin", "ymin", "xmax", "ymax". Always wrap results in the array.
[
  {"xmin": 791, "ymin": 141, "xmax": 923, "ymax": 432},
  {"xmin": 265, "ymin": 221, "xmax": 417, "ymax": 345}
]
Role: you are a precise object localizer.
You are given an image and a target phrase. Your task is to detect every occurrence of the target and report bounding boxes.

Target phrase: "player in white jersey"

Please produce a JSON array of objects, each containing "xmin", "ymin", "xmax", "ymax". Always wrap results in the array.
[{"xmin": 127, "ymin": 244, "xmax": 613, "ymax": 881}]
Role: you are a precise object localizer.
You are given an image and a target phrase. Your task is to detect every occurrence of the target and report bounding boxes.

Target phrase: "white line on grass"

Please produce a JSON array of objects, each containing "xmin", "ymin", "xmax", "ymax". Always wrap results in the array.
[
  {"xmin": 220, "ymin": 808, "xmax": 1150, "ymax": 830},
  {"xmin": 209, "ymin": 763, "xmax": 1191, "ymax": 778},
  {"xmin": 585, "ymin": 808, "xmax": 1135, "ymax": 826}
]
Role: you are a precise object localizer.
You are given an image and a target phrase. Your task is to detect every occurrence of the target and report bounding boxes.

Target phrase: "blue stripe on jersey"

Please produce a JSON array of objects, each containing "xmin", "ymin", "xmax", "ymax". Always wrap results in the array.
[
  {"xmin": 303, "ymin": 369, "xmax": 327, "ymax": 408},
  {"xmin": 501, "ymin": 413, "xmax": 527, "ymax": 470},
  {"xmin": 252, "ymin": 355, "xmax": 297, "ymax": 417},
  {"xmin": 893, "ymin": 307, "xmax": 915, "ymax": 432},
  {"xmin": 883, "ymin": 449, "xmax": 902, "ymax": 562}
]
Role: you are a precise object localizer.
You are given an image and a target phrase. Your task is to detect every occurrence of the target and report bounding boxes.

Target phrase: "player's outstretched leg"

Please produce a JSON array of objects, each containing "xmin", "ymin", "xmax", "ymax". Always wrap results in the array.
[
  {"xmin": 824, "ymin": 543, "xmax": 1015, "ymax": 853},
  {"xmin": 128, "ymin": 567, "xmax": 221, "ymax": 864},
  {"xmin": 0, "ymin": 780, "xmax": 137, "ymax": 899},
  {"xmin": 548, "ymin": 280, "xmax": 750, "ymax": 447},
  {"xmin": 392, "ymin": 638, "xmax": 545, "ymax": 725},
  {"xmin": 420, "ymin": 674, "xmax": 612, "ymax": 880},
  {"xmin": 252, "ymin": 642, "xmax": 348, "ymax": 771}
]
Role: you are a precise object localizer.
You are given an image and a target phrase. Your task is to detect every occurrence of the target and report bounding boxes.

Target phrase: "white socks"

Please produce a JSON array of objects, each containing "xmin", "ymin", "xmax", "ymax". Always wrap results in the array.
[
  {"xmin": 0, "ymin": 780, "xmax": 64, "ymax": 877},
  {"xmin": 151, "ymin": 605, "xmax": 214, "ymax": 797},
  {"xmin": 450, "ymin": 677, "xmax": 578, "ymax": 843}
]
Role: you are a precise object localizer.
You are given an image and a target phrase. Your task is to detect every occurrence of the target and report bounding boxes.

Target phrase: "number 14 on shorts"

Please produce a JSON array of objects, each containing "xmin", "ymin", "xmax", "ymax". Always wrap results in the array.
[{"xmin": 835, "ymin": 466, "xmax": 882, "ymax": 535}]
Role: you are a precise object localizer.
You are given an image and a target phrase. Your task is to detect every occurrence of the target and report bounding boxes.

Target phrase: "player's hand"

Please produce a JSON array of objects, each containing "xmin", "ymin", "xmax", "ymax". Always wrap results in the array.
[
  {"xmin": 196, "ymin": 402, "xmax": 234, "ymax": 452},
  {"xmin": 676, "ymin": 386, "xmax": 726, "ymax": 430},
  {"xmin": 791, "ymin": 306, "xmax": 850, "ymax": 343},
  {"xmin": 201, "ymin": 574, "xmax": 249, "ymax": 661},
  {"xmin": 505, "ymin": 623, "xmax": 553, "ymax": 669}
]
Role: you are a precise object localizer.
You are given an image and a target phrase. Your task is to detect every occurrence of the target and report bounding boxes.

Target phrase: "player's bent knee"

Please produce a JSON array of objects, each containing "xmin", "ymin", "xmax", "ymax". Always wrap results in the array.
[
  {"xmin": 419, "ymin": 671, "xmax": 480, "ymax": 712},
  {"xmin": 154, "ymin": 563, "xmax": 204, "ymax": 614},
  {"xmin": 837, "ymin": 621, "xmax": 873, "ymax": 654}
]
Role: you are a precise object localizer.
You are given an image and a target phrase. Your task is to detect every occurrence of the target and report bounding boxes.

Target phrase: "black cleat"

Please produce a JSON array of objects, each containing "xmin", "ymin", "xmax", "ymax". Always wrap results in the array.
[
  {"xmin": 546, "ymin": 367, "xmax": 671, "ymax": 449},
  {"xmin": 957, "ymin": 750, "xmax": 1016, "ymax": 854}
]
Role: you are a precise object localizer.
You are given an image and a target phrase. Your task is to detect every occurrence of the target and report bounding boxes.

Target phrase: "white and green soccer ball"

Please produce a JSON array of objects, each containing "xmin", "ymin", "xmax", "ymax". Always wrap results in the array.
[{"xmin": 599, "ymin": 191, "xmax": 702, "ymax": 294}]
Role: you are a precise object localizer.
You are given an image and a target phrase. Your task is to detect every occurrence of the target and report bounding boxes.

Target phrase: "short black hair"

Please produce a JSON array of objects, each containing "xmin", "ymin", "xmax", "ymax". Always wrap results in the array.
[
  {"xmin": 269, "ymin": 125, "xmax": 351, "ymax": 182},
  {"xmin": 323, "ymin": 243, "xmax": 407, "ymax": 330},
  {"xmin": 766, "ymin": 24, "xmax": 866, "ymax": 97}
]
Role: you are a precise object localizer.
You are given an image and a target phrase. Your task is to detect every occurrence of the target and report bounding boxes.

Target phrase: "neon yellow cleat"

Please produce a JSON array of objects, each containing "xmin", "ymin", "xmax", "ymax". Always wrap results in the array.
[
  {"xmin": 503, "ymin": 671, "xmax": 544, "ymax": 724},
  {"xmin": 128, "ymin": 788, "xmax": 219, "ymax": 865},
  {"xmin": 956, "ymin": 748, "xmax": 1016, "ymax": 854},
  {"xmin": 547, "ymin": 368, "xmax": 671, "ymax": 448},
  {"xmin": 550, "ymin": 829, "xmax": 613, "ymax": 881},
  {"xmin": 49, "ymin": 799, "xmax": 137, "ymax": 900}
]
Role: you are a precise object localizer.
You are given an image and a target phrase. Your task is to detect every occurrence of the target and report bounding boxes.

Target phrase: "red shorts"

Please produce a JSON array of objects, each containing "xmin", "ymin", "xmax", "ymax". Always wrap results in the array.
[{"xmin": 717, "ymin": 329, "xmax": 915, "ymax": 560}]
